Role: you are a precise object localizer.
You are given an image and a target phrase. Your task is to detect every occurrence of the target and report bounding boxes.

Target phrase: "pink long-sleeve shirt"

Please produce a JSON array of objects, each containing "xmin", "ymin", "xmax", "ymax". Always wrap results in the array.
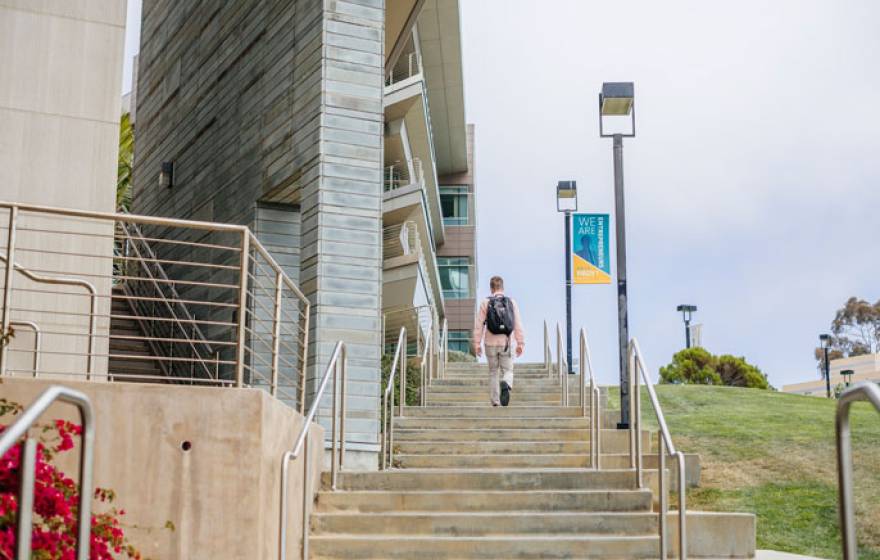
[{"xmin": 472, "ymin": 292, "xmax": 525, "ymax": 351}]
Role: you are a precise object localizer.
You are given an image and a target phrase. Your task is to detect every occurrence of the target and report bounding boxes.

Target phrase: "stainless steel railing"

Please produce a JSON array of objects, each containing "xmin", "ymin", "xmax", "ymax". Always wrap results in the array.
[
  {"xmin": 440, "ymin": 318, "xmax": 448, "ymax": 379},
  {"xmin": 420, "ymin": 324, "xmax": 434, "ymax": 406},
  {"xmin": 556, "ymin": 323, "xmax": 569, "ymax": 406},
  {"xmin": 384, "ymin": 158, "xmax": 424, "ymax": 192},
  {"xmin": 381, "ymin": 327, "xmax": 407, "ymax": 470},
  {"xmin": 544, "ymin": 320, "xmax": 552, "ymax": 375},
  {"xmin": 0, "ymin": 253, "xmax": 97, "ymax": 378},
  {"xmin": 10, "ymin": 320, "xmax": 41, "ymax": 375},
  {"xmin": 0, "ymin": 385, "xmax": 95, "ymax": 560},
  {"xmin": 279, "ymin": 341, "xmax": 347, "ymax": 560},
  {"xmin": 116, "ymin": 219, "xmax": 216, "ymax": 381},
  {"xmin": 836, "ymin": 382, "xmax": 880, "ymax": 560},
  {"xmin": 0, "ymin": 201, "xmax": 310, "ymax": 409},
  {"xmin": 579, "ymin": 329, "xmax": 601, "ymax": 468},
  {"xmin": 386, "ymin": 51, "xmax": 422, "ymax": 87},
  {"xmin": 630, "ymin": 338, "xmax": 687, "ymax": 560}
]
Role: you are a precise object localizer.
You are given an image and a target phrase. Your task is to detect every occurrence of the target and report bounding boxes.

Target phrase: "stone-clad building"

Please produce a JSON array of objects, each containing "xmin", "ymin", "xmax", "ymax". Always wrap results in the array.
[{"xmin": 133, "ymin": 0, "xmax": 477, "ymax": 467}]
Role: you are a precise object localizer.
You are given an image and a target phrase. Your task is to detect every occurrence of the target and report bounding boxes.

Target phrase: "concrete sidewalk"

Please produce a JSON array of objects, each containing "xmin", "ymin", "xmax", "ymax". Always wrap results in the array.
[{"xmin": 756, "ymin": 550, "xmax": 828, "ymax": 560}]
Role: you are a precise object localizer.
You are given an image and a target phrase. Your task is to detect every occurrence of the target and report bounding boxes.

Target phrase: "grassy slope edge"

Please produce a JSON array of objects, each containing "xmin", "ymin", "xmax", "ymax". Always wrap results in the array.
[{"xmin": 608, "ymin": 385, "xmax": 880, "ymax": 559}]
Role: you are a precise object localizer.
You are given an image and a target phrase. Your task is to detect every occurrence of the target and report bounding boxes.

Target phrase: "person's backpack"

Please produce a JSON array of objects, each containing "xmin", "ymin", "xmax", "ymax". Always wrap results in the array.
[{"xmin": 485, "ymin": 295, "xmax": 515, "ymax": 336}]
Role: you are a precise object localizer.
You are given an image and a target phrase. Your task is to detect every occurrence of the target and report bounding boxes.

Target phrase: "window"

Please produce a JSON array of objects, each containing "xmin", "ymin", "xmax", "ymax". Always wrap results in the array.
[
  {"xmin": 440, "ymin": 186, "xmax": 469, "ymax": 226},
  {"xmin": 448, "ymin": 330, "xmax": 472, "ymax": 354},
  {"xmin": 438, "ymin": 256, "xmax": 471, "ymax": 299}
]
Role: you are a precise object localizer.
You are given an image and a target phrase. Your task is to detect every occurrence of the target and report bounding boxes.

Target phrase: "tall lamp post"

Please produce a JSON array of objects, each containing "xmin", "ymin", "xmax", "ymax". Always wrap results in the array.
[
  {"xmin": 819, "ymin": 333, "xmax": 832, "ymax": 399},
  {"xmin": 677, "ymin": 304, "xmax": 698, "ymax": 348},
  {"xmin": 556, "ymin": 181, "xmax": 577, "ymax": 374},
  {"xmin": 599, "ymin": 82, "xmax": 635, "ymax": 428}
]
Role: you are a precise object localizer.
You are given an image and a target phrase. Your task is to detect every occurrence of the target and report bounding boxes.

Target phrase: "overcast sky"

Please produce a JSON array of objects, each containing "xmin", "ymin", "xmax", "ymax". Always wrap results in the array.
[{"xmin": 122, "ymin": 1, "xmax": 880, "ymax": 388}]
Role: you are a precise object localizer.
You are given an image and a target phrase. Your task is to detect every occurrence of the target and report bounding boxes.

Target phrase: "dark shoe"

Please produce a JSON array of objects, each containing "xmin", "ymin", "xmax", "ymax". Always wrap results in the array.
[{"xmin": 500, "ymin": 381, "xmax": 511, "ymax": 407}]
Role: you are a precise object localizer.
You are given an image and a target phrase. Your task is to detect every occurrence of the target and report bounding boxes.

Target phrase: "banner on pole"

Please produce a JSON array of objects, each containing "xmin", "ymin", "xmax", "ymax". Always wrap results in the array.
[{"xmin": 572, "ymin": 213, "xmax": 611, "ymax": 284}]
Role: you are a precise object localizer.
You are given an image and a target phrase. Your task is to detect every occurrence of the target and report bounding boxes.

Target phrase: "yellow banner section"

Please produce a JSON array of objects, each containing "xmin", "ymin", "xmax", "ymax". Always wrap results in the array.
[{"xmin": 573, "ymin": 254, "xmax": 612, "ymax": 285}]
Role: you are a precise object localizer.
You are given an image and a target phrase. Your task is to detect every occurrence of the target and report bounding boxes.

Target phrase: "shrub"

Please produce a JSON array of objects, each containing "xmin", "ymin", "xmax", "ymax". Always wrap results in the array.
[
  {"xmin": 447, "ymin": 350, "xmax": 476, "ymax": 363},
  {"xmin": 0, "ymin": 399, "xmax": 143, "ymax": 559},
  {"xmin": 660, "ymin": 348, "xmax": 770, "ymax": 389}
]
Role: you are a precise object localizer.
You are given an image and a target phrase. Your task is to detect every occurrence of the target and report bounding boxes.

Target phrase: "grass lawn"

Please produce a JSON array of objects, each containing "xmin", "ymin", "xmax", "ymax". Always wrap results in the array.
[{"xmin": 607, "ymin": 384, "xmax": 880, "ymax": 560}]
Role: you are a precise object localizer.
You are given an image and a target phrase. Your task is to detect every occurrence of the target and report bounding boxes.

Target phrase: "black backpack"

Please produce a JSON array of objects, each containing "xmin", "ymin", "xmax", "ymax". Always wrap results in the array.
[{"xmin": 485, "ymin": 295, "xmax": 515, "ymax": 335}]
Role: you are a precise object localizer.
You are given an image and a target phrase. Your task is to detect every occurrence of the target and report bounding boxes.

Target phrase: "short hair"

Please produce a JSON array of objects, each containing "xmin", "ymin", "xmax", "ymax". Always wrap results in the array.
[{"xmin": 489, "ymin": 276, "xmax": 504, "ymax": 292}]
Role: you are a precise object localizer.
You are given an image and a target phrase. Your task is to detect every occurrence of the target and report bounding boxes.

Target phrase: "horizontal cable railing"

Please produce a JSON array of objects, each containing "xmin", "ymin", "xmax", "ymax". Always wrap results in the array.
[
  {"xmin": 0, "ymin": 385, "xmax": 95, "ymax": 560},
  {"xmin": 385, "ymin": 51, "xmax": 422, "ymax": 87},
  {"xmin": 836, "ymin": 382, "xmax": 880, "ymax": 560},
  {"xmin": 630, "ymin": 338, "xmax": 687, "ymax": 560},
  {"xmin": 0, "ymin": 201, "xmax": 310, "ymax": 411},
  {"xmin": 382, "ymin": 221, "xmax": 419, "ymax": 259},
  {"xmin": 384, "ymin": 157, "xmax": 424, "ymax": 192}
]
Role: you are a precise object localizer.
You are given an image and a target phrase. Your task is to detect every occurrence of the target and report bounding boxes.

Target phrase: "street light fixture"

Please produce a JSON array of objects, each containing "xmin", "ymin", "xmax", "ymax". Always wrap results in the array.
[
  {"xmin": 841, "ymin": 369, "xmax": 855, "ymax": 388},
  {"xmin": 556, "ymin": 181, "xmax": 577, "ymax": 374},
  {"xmin": 819, "ymin": 333, "xmax": 832, "ymax": 399},
  {"xmin": 599, "ymin": 81, "xmax": 635, "ymax": 428},
  {"xmin": 677, "ymin": 305, "xmax": 698, "ymax": 349}
]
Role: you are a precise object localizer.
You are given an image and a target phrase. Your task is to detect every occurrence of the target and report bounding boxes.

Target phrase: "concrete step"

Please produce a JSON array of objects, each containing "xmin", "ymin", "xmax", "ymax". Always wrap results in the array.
[
  {"xmin": 426, "ymin": 394, "xmax": 570, "ymax": 404},
  {"xmin": 400, "ymin": 405, "xmax": 586, "ymax": 417},
  {"xmin": 395, "ymin": 440, "xmax": 593, "ymax": 455},
  {"xmin": 393, "ymin": 428, "xmax": 649, "ymax": 452},
  {"xmin": 395, "ymin": 453, "xmax": 597, "ymax": 469},
  {"xmin": 394, "ymin": 417, "xmax": 592, "ymax": 430},
  {"xmin": 430, "ymin": 378, "xmax": 560, "ymax": 387},
  {"xmin": 325, "ymin": 470, "xmax": 637, "ymax": 492},
  {"xmin": 427, "ymin": 386, "xmax": 562, "ymax": 395},
  {"xmin": 315, "ymin": 489, "xmax": 653, "ymax": 513},
  {"xmin": 311, "ymin": 511, "xmax": 657, "ymax": 536},
  {"xmin": 308, "ymin": 534, "xmax": 660, "ymax": 559}
]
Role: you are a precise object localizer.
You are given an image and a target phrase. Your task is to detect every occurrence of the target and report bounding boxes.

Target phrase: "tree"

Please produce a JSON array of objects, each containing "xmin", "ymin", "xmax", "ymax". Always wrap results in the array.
[
  {"xmin": 716, "ymin": 354, "xmax": 770, "ymax": 389},
  {"xmin": 117, "ymin": 112, "xmax": 134, "ymax": 212},
  {"xmin": 831, "ymin": 297, "xmax": 880, "ymax": 355},
  {"xmin": 813, "ymin": 296, "xmax": 880, "ymax": 374},
  {"xmin": 660, "ymin": 347, "xmax": 770, "ymax": 389},
  {"xmin": 659, "ymin": 347, "xmax": 721, "ymax": 386}
]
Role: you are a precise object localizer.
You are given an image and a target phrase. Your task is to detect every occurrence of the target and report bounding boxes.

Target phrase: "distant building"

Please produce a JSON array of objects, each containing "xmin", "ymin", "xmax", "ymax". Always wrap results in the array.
[{"xmin": 782, "ymin": 353, "xmax": 880, "ymax": 396}]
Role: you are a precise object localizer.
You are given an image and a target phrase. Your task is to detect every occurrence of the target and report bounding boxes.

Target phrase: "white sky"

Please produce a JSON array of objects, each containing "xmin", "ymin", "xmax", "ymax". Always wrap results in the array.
[{"xmin": 121, "ymin": 0, "xmax": 880, "ymax": 387}]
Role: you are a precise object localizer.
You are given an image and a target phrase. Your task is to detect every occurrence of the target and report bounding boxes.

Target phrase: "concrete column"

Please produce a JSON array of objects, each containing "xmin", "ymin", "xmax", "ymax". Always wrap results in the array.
[{"xmin": 300, "ymin": 0, "xmax": 385, "ymax": 469}]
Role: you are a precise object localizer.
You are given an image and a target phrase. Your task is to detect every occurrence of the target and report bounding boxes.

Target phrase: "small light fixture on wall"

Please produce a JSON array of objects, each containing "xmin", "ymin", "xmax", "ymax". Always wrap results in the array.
[{"xmin": 159, "ymin": 161, "xmax": 174, "ymax": 189}]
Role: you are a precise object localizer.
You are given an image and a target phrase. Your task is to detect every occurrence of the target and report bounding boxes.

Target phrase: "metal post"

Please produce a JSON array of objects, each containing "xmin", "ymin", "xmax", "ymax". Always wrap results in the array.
[
  {"xmin": 684, "ymin": 318, "xmax": 692, "ymax": 349},
  {"xmin": 824, "ymin": 346, "xmax": 831, "ymax": 399},
  {"xmin": 544, "ymin": 321, "xmax": 551, "ymax": 376},
  {"xmin": 1, "ymin": 206, "xmax": 18, "ymax": 376},
  {"xmin": 236, "ymin": 230, "xmax": 250, "ymax": 388},
  {"xmin": 564, "ymin": 211, "xmax": 573, "ymax": 375},
  {"xmin": 301, "ymin": 436, "xmax": 310, "ymax": 560},
  {"xmin": 659, "ymin": 436, "xmax": 667, "ymax": 560},
  {"xmin": 271, "ymin": 271, "xmax": 282, "ymax": 397},
  {"xmin": 16, "ymin": 438, "xmax": 37, "ymax": 560},
  {"xmin": 613, "ymin": 133, "xmax": 631, "ymax": 429}
]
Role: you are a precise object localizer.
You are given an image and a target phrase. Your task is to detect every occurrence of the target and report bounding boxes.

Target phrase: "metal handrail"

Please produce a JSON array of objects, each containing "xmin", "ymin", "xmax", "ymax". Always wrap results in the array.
[
  {"xmin": 118, "ymin": 220, "xmax": 215, "ymax": 380},
  {"xmin": 9, "ymin": 320, "xmax": 41, "ymax": 375},
  {"xmin": 629, "ymin": 338, "xmax": 687, "ymax": 560},
  {"xmin": 381, "ymin": 327, "xmax": 407, "ymax": 470},
  {"xmin": 440, "ymin": 318, "xmax": 448, "ymax": 379},
  {"xmin": 0, "ymin": 385, "xmax": 95, "ymax": 560},
  {"xmin": 0, "ymin": 254, "xmax": 96, "ymax": 378},
  {"xmin": 544, "ymin": 320, "xmax": 551, "ymax": 375},
  {"xmin": 556, "ymin": 323, "xmax": 569, "ymax": 406},
  {"xmin": 419, "ymin": 324, "xmax": 433, "ymax": 407},
  {"xmin": 578, "ymin": 329, "xmax": 601, "ymax": 469},
  {"xmin": 836, "ymin": 382, "xmax": 880, "ymax": 560},
  {"xmin": 279, "ymin": 341, "xmax": 347, "ymax": 560}
]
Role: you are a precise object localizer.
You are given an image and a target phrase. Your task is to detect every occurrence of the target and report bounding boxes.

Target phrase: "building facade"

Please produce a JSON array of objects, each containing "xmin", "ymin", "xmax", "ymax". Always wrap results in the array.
[
  {"xmin": 132, "ymin": 0, "xmax": 476, "ymax": 466},
  {"xmin": 782, "ymin": 353, "xmax": 880, "ymax": 396}
]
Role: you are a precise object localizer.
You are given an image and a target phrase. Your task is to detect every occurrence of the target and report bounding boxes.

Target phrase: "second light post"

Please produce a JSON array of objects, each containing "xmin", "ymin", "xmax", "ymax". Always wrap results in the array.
[
  {"xmin": 557, "ymin": 181, "xmax": 577, "ymax": 374},
  {"xmin": 599, "ymin": 81, "xmax": 635, "ymax": 428}
]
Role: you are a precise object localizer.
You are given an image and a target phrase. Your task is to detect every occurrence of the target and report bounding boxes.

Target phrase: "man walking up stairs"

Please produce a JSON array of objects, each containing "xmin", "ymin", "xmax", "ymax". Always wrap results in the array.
[{"xmin": 472, "ymin": 276, "xmax": 525, "ymax": 407}]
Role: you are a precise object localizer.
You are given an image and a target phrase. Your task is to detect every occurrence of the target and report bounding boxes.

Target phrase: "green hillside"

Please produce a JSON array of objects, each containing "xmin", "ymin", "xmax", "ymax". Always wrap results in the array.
[{"xmin": 608, "ymin": 384, "xmax": 880, "ymax": 559}]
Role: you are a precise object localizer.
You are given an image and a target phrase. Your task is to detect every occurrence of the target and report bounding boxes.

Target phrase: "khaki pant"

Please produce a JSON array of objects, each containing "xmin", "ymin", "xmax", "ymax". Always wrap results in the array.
[{"xmin": 485, "ymin": 345, "xmax": 514, "ymax": 405}]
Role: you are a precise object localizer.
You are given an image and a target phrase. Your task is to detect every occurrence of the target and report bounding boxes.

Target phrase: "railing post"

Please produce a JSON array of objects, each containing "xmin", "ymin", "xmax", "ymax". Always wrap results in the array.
[
  {"xmin": 593, "ymin": 385, "xmax": 601, "ymax": 470},
  {"xmin": 544, "ymin": 321, "xmax": 550, "ymax": 376},
  {"xmin": 236, "ymin": 230, "xmax": 250, "ymax": 388},
  {"xmin": 677, "ymin": 451, "xmax": 687, "ymax": 560},
  {"xmin": 634, "ymin": 352, "xmax": 643, "ymax": 488},
  {"xmin": 16, "ymin": 437, "xmax": 37, "ymax": 558},
  {"xmin": 299, "ymin": 300, "xmax": 310, "ymax": 414},
  {"xmin": 628, "ymin": 343, "xmax": 637, "ymax": 469},
  {"xmin": 1, "ymin": 206, "xmax": 18, "ymax": 376},
  {"xmin": 580, "ymin": 331, "xmax": 587, "ymax": 417},
  {"xmin": 659, "ymin": 436, "xmax": 668, "ymax": 560},
  {"xmin": 271, "ymin": 271, "xmax": 282, "ymax": 397},
  {"xmin": 301, "ymin": 436, "xmax": 310, "ymax": 560},
  {"xmin": 339, "ymin": 344, "xmax": 347, "ymax": 475}
]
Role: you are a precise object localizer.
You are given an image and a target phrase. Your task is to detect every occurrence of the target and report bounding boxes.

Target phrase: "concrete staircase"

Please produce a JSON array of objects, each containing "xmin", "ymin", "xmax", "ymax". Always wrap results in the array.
[
  {"xmin": 308, "ymin": 361, "xmax": 754, "ymax": 559},
  {"xmin": 108, "ymin": 285, "xmax": 164, "ymax": 380}
]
